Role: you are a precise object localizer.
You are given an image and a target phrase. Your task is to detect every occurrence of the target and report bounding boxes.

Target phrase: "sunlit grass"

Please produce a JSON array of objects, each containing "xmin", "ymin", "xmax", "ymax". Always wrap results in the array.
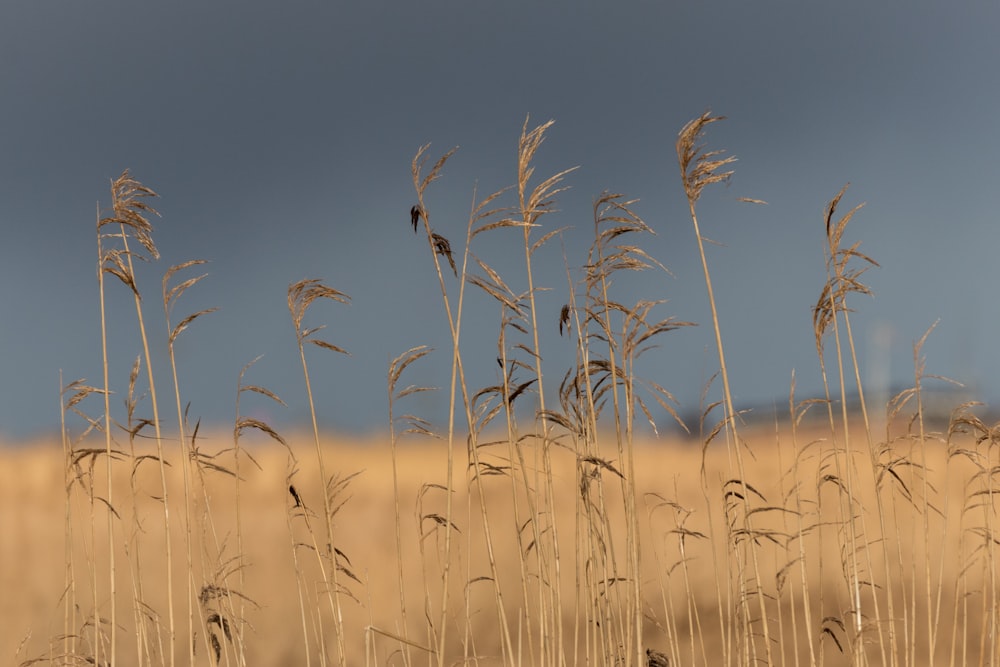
[{"xmin": 9, "ymin": 114, "xmax": 1000, "ymax": 667}]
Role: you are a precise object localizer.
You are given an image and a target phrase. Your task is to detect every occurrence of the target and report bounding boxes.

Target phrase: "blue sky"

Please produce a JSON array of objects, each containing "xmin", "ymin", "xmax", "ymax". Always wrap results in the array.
[{"xmin": 1, "ymin": 2, "xmax": 997, "ymax": 441}]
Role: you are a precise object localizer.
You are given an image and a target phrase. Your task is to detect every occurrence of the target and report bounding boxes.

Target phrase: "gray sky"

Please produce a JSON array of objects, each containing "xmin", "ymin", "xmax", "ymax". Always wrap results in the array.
[{"xmin": 2, "ymin": 2, "xmax": 997, "ymax": 441}]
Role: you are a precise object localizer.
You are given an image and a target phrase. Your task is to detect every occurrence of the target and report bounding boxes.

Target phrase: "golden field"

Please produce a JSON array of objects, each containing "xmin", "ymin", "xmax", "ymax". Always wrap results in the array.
[{"xmin": 5, "ymin": 417, "xmax": 999, "ymax": 667}]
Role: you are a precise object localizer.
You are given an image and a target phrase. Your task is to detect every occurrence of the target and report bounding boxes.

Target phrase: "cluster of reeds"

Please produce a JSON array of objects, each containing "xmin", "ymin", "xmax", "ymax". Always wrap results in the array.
[
  {"xmin": 20, "ymin": 112, "xmax": 1000, "ymax": 667},
  {"xmin": 28, "ymin": 172, "xmax": 364, "ymax": 667}
]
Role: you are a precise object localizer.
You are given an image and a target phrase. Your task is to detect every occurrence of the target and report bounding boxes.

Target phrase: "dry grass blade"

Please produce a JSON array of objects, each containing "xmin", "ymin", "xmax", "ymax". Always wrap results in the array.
[
  {"xmin": 239, "ymin": 384, "xmax": 286, "ymax": 406},
  {"xmin": 537, "ymin": 408, "xmax": 576, "ymax": 434},
  {"xmin": 472, "ymin": 382, "xmax": 505, "ymax": 406},
  {"xmin": 506, "ymin": 378, "xmax": 537, "ymax": 406},
  {"xmin": 641, "ymin": 379, "xmax": 689, "ymax": 433},
  {"xmin": 470, "ymin": 185, "xmax": 513, "ymax": 220},
  {"xmin": 468, "ymin": 460, "xmax": 511, "ymax": 480},
  {"xmin": 389, "ymin": 345, "xmax": 435, "ymax": 392},
  {"xmin": 168, "ymin": 307, "xmax": 219, "ymax": 346},
  {"xmin": 421, "ymin": 513, "xmax": 461, "ymax": 538},
  {"xmin": 163, "ymin": 260, "xmax": 210, "ymax": 312},
  {"xmin": 234, "ymin": 417, "xmax": 287, "ymax": 449},
  {"xmin": 365, "ymin": 626, "xmax": 437, "ymax": 654},
  {"xmin": 530, "ymin": 225, "xmax": 569, "ymax": 255},
  {"xmin": 474, "ymin": 257, "xmax": 515, "ymax": 298},
  {"xmin": 308, "ymin": 339, "xmax": 350, "ymax": 355},
  {"xmin": 400, "ymin": 414, "xmax": 438, "ymax": 438},
  {"xmin": 468, "ymin": 186, "xmax": 515, "ymax": 238},
  {"xmin": 466, "ymin": 261, "xmax": 525, "ymax": 315},
  {"xmin": 527, "ymin": 166, "xmax": 577, "ymax": 221},
  {"xmin": 100, "ymin": 248, "xmax": 139, "ymax": 295},
  {"xmin": 473, "ymin": 401, "xmax": 504, "ymax": 434},
  {"xmin": 326, "ymin": 470, "xmax": 363, "ymax": 504},
  {"xmin": 676, "ymin": 111, "xmax": 736, "ymax": 205},
  {"xmin": 472, "ymin": 217, "xmax": 527, "ymax": 238},
  {"xmin": 396, "ymin": 385, "xmax": 436, "ymax": 401},
  {"xmin": 63, "ymin": 380, "xmax": 106, "ymax": 410},
  {"xmin": 512, "ymin": 342, "xmax": 539, "ymax": 360},
  {"xmin": 580, "ymin": 455, "xmax": 625, "ymax": 479}
]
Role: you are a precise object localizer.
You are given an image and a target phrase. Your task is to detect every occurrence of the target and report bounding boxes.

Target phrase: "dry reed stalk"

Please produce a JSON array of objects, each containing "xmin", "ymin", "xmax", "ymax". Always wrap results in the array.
[
  {"xmin": 409, "ymin": 144, "xmax": 465, "ymax": 666},
  {"xmin": 387, "ymin": 345, "xmax": 437, "ymax": 667},
  {"xmin": 122, "ymin": 355, "xmax": 156, "ymax": 667},
  {"xmin": 230, "ymin": 358, "xmax": 287, "ymax": 665},
  {"xmin": 94, "ymin": 170, "xmax": 165, "ymax": 667},
  {"xmin": 162, "ymin": 259, "xmax": 220, "ymax": 666},
  {"xmin": 288, "ymin": 278, "xmax": 353, "ymax": 667},
  {"xmin": 457, "ymin": 186, "xmax": 524, "ymax": 667},
  {"xmin": 95, "ymin": 215, "xmax": 120, "ymax": 667},
  {"xmin": 946, "ymin": 405, "xmax": 1000, "ymax": 664},
  {"xmin": 677, "ymin": 111, "xmax": 775, "ymax": 667},
  {"xmin": 469, "ymin": 224, "xmax": 541, "ymax": 667},
  {"xmin": 283, "ymin": 463, "xmax": 318, "ymax": 667},
  {"xmin": 585, "ymin": 190, "xmax": 695, "ymax": 667},
  {"xmin": 59, "ymin": 377, "xmax": 106, "ymax": 665},
  {"xmin": 812, "ymin": 185, "xmax": 892, "ymax": 664},
  {"xmin": 463, "ymin": 118, "xmax": 611, "ymax": 667},
  {"xmin": 104, "ymin": 172, "xmax": 176, "ymax": 667},
  {"xmin": 511, "ymin": 118, "xmax": 577, "ymax": 667}
]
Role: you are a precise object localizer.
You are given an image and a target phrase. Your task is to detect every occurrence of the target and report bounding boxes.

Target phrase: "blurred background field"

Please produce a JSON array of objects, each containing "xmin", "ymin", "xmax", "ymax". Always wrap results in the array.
[{"xmin": 6, "ymin": 416, "xmax": 995, "ymax": 667}]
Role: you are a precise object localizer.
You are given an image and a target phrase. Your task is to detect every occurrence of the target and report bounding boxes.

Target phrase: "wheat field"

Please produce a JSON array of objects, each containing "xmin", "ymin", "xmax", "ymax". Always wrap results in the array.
[{"xmin": 7, "ymin": 113, "xmax": 1000, "ymax": 667}]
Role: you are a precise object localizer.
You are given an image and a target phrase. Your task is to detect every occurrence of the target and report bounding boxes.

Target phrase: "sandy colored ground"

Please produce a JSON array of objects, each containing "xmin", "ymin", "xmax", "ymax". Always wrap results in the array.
[{"xmin": 2, "ymin": 421, "xmax": 995, "ymax": 666}]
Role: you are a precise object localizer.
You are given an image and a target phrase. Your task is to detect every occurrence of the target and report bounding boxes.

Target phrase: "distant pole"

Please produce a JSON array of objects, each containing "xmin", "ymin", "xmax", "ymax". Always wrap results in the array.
[{"xmin": 867, "ymin": 321, "xmax": 892, "ymax": 435}]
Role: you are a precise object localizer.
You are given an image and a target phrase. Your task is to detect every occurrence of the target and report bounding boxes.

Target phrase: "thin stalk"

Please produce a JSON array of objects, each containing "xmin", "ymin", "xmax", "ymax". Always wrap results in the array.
[
  {"xmin": 387, "ymin": 345, "xmax": 437, "ymax": 667},
  {"xmin": 96, "ymin": 209, "xmax": 118, "ymax": 667},
  {"xmin": 287, "ymin": 278, "xmax": 351, "ymax": 667},
  {"xmin": 412, "ymin": 147, "xmax": 517, "ymax": 666},
  {"xmin": 512, "ymin": 118, "xmax": 577, "ymax": 667},
  {"xmin": 118, "ymin": 226, "xmax": 175, "ymax": 667},
  {"xmin": 298, "ymin": 342, "xmax": 348, "ymax": 667},
  {"xmin": 162, "ymin": 261, "xmax": 219, "ymax": 666},
  {"xmin": 59, "ymin": 374, "xmax": 81, "ymax": 663},
  {"xmin": 677, "ymin": 112, "xmax": 773, "ymax": 667}
]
